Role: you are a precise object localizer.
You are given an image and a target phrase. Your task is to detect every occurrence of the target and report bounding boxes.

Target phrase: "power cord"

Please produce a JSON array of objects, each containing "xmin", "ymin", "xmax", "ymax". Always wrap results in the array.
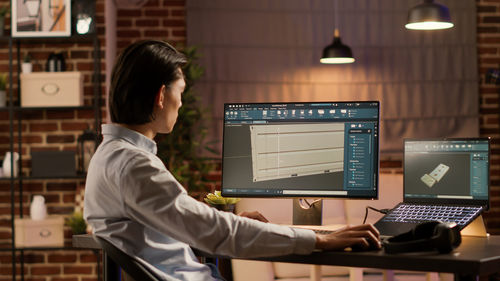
[{"xmin": 363, "ymin": 206, "xmax": 391, "ymax": 224}]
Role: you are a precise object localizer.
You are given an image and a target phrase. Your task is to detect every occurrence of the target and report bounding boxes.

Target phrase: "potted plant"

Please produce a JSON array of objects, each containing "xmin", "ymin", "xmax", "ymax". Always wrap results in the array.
[
  {"xmin": 0, "ymin": 73, "xmax": 6, "ymax": 107},
  {"xmin": 65, "ymin": 211, "xmax": 88, "ymax": 235},
  {"xmin": 22, "ymin": 53, "xmax": 33, "ymax": 73},
  {"xmin": 0, "ymin": 5, "xmax": 8, "ymax": 37},
  {"xmin": 155, "ymin": 46, "xmax": 218, "ymax": 198}
]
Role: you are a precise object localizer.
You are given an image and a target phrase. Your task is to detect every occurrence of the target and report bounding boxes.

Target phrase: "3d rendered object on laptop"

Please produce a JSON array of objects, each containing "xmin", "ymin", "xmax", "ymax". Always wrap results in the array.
[{"xmin": 421, "ymin": 163, "xmax": 450, "ymax": 188}]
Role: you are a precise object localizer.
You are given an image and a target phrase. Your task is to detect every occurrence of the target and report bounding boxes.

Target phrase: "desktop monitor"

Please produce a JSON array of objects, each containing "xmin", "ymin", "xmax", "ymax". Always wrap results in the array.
[{"xmin": 221, "ymin": 101, "xmax": 380, "ymax": 199}]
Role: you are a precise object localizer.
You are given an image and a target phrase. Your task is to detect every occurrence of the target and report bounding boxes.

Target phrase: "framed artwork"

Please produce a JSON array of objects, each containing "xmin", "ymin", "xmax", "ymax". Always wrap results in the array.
[{"xmin": 11, "ymin": 0, "xmax": 71, "ymax": 37}]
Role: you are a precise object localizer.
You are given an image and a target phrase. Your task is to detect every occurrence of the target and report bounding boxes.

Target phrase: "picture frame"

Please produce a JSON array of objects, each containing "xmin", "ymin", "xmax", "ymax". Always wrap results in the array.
[{"xmin": 11, "ymin": 0, "xmax": 71, "ymax": 37}]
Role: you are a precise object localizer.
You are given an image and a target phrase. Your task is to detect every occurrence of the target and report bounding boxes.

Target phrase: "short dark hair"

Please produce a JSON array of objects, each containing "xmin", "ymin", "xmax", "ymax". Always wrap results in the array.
[{"xmin": 109, "ymin": 40, "xmax": 187, "ymax": 124}]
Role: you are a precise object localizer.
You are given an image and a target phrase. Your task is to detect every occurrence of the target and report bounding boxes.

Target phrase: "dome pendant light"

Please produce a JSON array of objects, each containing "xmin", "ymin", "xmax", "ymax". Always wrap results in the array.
[
  {"xmin": 405, "ymin": 0, "xmax": 453, "ymax": 30},
  {"xmin": 320, "ymin": 28, "xmax": 355, "ymax": 64}
]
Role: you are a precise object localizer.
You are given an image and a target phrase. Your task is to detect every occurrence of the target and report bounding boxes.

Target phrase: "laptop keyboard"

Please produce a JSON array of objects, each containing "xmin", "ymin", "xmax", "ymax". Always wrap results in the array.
[{"xmin": 380, "ymin": 204, "xmax": 482, "ymax": 227}]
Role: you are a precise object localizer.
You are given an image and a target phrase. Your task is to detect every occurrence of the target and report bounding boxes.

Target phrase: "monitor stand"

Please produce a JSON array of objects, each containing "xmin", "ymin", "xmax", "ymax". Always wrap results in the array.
[
  {"xmin": 460, "ymin": 215, "xmax": 489, "ymax": 237},
  {"xmin": 292, "ymin": 199, "xmax": 322, "ymax": 225}
]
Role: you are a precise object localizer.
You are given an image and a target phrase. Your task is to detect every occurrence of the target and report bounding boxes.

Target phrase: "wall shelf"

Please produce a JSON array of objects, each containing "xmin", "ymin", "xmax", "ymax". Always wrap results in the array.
[{"xmin": 5, "ymin": 34, "xmax": 102, "ymax": 281}]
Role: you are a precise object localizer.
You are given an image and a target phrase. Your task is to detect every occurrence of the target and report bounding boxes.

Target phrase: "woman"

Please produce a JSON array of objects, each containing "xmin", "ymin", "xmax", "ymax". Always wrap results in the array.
[{"xmin": 84, "ymin": 40, "xmax": 381, "ymax": 281}]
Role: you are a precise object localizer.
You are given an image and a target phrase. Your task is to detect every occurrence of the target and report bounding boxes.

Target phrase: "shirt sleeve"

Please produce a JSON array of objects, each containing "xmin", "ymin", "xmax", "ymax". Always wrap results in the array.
[{"xmin": 118, "ymin": 152, "xmax": 317, "ymax": 258}]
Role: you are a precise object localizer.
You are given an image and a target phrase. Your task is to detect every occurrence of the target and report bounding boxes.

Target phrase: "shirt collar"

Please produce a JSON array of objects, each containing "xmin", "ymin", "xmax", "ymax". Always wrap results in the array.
[{"xmin": 101, "ymin": 124, "xmax": 158, "ymax": 154}]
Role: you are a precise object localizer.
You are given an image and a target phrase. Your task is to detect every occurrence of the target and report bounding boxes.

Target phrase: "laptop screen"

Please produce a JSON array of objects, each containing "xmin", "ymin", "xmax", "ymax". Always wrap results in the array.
[{"xmin": 403, "ymin": 138, "xmax": 490, "ymax": 208}]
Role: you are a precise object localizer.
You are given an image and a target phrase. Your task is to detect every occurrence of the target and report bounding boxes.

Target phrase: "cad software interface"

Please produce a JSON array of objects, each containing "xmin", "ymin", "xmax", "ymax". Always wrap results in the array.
[
  {"xmin": 404, "ymin": 139, "xmax": 489, "ymax": 201},
  {"xmin": 221, "ymin": 102, "xmax": 379, "ymax": 198}
]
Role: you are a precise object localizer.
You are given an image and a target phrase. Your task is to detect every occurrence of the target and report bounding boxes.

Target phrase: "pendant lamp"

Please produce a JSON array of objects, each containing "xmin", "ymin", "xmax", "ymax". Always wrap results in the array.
[
  {"xmin": 320, "ymin": 29, "xmax": 355, "ymax": 64},
  {"xmin": 405, "ymin": 0, "xmax": 453, "ymax": 30},
  {"xmin": 320, "ymin": 0, "xmax": 354, "ymax": 64}
]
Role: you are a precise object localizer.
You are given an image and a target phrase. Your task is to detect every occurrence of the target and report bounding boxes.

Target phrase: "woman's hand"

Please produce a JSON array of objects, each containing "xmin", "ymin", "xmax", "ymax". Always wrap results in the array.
[
  {"xmin": 238, "ymin": 211, "xmax": 269, "ymax": 223},
  {"xmin": 315, "ymin": 224, "xmax": 381, "ymax": 251}
]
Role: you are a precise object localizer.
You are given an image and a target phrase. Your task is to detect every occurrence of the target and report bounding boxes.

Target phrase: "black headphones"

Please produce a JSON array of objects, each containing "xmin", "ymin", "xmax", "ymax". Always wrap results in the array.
[{"xmin": 383, "ymin": 221, "xmax": 461, "ymax": 254}]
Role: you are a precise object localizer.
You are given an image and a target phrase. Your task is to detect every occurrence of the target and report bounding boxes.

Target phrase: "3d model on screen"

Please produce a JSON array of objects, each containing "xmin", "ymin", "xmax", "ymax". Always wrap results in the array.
[
  {"xmin": 420, "ymin": 163, "xmax": 450, "ymax": 188},
  {"xmin": 250, "ymin": 123, "xmax": 344, "ymax": 182}
]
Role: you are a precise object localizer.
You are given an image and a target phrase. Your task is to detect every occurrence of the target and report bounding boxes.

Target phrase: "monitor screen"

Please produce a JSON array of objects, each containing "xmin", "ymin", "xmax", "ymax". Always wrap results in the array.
[
  {"xmin": 404, "ymin": 138, "xmax": 490, "ymax": 208},
  {"xmin": 221, "ymin": 101, "xmax": 380, "ymax": 198}
]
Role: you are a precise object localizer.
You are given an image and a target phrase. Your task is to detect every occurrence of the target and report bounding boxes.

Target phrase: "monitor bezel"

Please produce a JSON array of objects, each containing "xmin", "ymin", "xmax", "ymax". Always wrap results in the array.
[
  {"xmin": 403, "ymin": 137, "xmax": 490, "ymax": 210},
  {"xmin": 220, "ymin": 100, "xmax": 380, "ymax": 199}
]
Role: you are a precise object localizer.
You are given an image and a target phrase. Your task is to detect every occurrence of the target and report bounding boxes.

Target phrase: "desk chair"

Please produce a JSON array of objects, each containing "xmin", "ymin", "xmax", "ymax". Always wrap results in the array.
[{"xmin": 95, "ymin": 236, "xmax": 160, "ymax": 281}]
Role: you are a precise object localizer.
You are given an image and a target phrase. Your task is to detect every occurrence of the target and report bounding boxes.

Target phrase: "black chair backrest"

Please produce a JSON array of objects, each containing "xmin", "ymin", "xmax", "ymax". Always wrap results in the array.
[{"xmin": 95, "ymin": 236, "xmax": 160, "ymax": 281}]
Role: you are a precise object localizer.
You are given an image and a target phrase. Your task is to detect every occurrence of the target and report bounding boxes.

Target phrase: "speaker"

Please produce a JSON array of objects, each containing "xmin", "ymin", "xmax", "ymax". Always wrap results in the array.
[{"xmin": 383, "ymin": 221, "xmax": 461, "ymax": 254}]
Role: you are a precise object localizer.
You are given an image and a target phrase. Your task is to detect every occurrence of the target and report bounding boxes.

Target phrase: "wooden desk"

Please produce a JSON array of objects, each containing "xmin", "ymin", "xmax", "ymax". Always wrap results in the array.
[
  {"xmin": 251, "ymin": 236, "xmax": 500, "ymax": 281},
  {"xmin": 74, "ymin": 235, "xmax": 500, "ymax": 281}
]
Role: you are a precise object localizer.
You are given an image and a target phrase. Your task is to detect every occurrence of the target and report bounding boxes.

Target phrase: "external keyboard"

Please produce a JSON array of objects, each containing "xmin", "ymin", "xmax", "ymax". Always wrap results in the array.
[{"xmin": 380, "ymin": 204, "xmax": 482, "ymax": 227}]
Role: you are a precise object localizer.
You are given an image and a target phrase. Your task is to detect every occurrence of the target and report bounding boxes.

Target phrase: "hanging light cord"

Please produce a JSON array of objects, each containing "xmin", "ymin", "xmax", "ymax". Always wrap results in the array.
[
  {"xmin": 363, "ymin": 206, "xmax": 391, "ymax": 224},
  {"xmin": 334, "ymin": 0, "xmax": 339, "ymax": 33}
]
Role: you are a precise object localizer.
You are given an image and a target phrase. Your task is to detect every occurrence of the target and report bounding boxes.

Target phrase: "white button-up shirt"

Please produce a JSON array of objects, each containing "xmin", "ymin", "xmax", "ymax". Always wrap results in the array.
[{"xmin": 84, "ymin": 124, "xmax": 316, "ymax": 281}]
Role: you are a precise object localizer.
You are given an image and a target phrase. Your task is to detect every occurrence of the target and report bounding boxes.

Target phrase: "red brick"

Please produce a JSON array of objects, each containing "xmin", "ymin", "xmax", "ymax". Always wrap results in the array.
[
  {"xmin": 51, "ymin": 278, "xmax": 78, "ymax": 281},
  {"xmin": 61, "ymin": 122, "xmax": 90, "ymax": 131},
  {"xmin": 76, "ymin": 62, "xmax": 95, "ymax": 71},
  {"xmin": 480, "ymin": 36, "xmax": 500, "ymax": 44},
  {"xmin": 478, "ymin": 5, "xmax": 497, "ymax": 12},
  {"xmin": 48, "ymin": 254, "xmax": 77, "ymax": 263},
  {"xmin": 29, "ymin": 123, "xmax": 58, "ymax": 132},
  {"xmin": 70, "ymin": 51, "xmax": 90, "ymax": 59},
  {"xmin": 0, "ymin": 231, "xmax": 11, "ymax": 239},
  {"xmin": 483, "ymin": 16, "xmax": 500, "ymax": 23},
  {"xmin": 172, "ymin": 29, "xmax": 186, "ymax": 37},
  {"xmin": 163, "ymin": 19, "xmax": 185, "ymax": 27},
  {"xmin": 63, "ymin": 265, "xmax": 93, "ymax": 274},
  {"xmin": 144, "ymin": 0, "xmax": 159, "ymax": 7},
  {"xmin": 478, "ymin": 47, "xmax": 498, "ymax": 54},
  {"xmin": 43, "ymin": 194, "xmax": 61, "ymax": 203},
  {"xmin": 47, "ymin": 182, "xmax": 77, "ymax": 192},
  {"xmin": 63, "ymin": 194, "xmax": 76, "ymax": 203},
  {"xmin": 0, "ymin": 253, "xmax": 13, "ymax": 263},
  {"xmin": 117, "ymin": 30, "xmax": 142, "ymax": 38},
  {"xmin": 17, "ymin": 182, "xmax": 43, "ymax": 192},
  {"xmin": 30, "ymin": 266, "xmax": 61, "ymax": 275},
  {"xmin": 47, "ymin": 206, "xmax": 74, "ymax": 215},
  {"xmin": 117, "ymin": 10, "xmax": 142, "ymax": 17},
  {"xmin": 80, "ymin": 253, "xmax": 98, "ymax": 263},
  {"xmin": 136, "ymin": 19, "xmax": 160, "ymax": 27},
  {"xmin": 46, "ymin": 111, "xmax": 75, "ymax": 120},
  {"xmin": 117, "ymin": 19, "xmax": 132, "ymax": 27},
  {"xmin": 46, "ymin": 134, "xmax": 75, "ymax": 143},
  {"xmin": 165, "ymin": 0, "xmax": 184, "ymax": 7},
  {"xmin": 145, "ymin": 9, "xmax": 169, "ymax": 17},
  {"xmin": 23, "ymin": 253, "xmax": 45, "ymax": 264},
  {"xmin": 13, "ymin": 135, "xmax": 43, "ymax": 144},
  {"xmin": 170, "ymin": 9, "xmax": 185, "ymax": 17},
  {"xmin": 145, "ymin": 30, "xmax": 170, "ymax": 37}
]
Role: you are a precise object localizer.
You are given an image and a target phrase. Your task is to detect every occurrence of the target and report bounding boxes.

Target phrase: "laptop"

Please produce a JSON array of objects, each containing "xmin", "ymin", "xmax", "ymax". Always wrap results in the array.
[{"xmin": 374, "ymin": 138, "xmax": 490, "ymax": 237}]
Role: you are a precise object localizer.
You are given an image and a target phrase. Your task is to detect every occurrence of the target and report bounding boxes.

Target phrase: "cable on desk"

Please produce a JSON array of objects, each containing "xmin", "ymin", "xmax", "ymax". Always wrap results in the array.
[{"xmin": 363, "ymin": 206, "xmax": 391, "ymax": 224}]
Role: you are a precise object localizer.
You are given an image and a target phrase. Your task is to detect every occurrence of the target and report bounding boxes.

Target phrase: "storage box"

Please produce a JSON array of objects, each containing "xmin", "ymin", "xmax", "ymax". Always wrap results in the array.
[
  {"xmin": 15, "ymin": 216, "xmax": 64, "ymax": 247},
  {"xmin": 20, "ymin": 72, "xmax": 84, "ymax": 107},
  {"xmin": 31, "ymin": 151, "xmax": 76, "ymax": 177}
]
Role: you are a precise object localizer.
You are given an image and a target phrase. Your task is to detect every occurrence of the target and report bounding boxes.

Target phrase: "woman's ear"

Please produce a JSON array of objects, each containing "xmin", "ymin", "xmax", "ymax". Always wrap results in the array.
[{"xmin": 155, "ymin": 85, "xmax": 166, "ymax": 109}]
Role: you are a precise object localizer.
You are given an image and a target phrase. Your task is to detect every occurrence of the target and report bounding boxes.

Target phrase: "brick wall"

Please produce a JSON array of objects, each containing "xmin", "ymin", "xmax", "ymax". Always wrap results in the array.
[
  {"xmin": 116, "ymin": 0, "xmax": 186, "ymax": 50},
  {"xmin": 0, "ymin": 0, "xmax": 499, "ymax": 280},
  {"xmin": 0, "ymin": 0, "xmax": 107, "ymax": 279},
  {"xmin": 0, "ymin": 0, "xmax": 187, "ymax": 279},
  {"xmin": 469, "ymin": 0, "xmax": 500, "ymax": 235}
]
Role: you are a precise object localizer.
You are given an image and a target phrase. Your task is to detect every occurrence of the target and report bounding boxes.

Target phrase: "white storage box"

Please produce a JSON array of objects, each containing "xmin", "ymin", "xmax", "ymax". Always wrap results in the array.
[
  {"xmin": 20, "ymin": 72, "xmax": 84, "ymax": 107},
  {"xmin": 15, "ymin": 216, "xmax": 64, "ymax": 247}
]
